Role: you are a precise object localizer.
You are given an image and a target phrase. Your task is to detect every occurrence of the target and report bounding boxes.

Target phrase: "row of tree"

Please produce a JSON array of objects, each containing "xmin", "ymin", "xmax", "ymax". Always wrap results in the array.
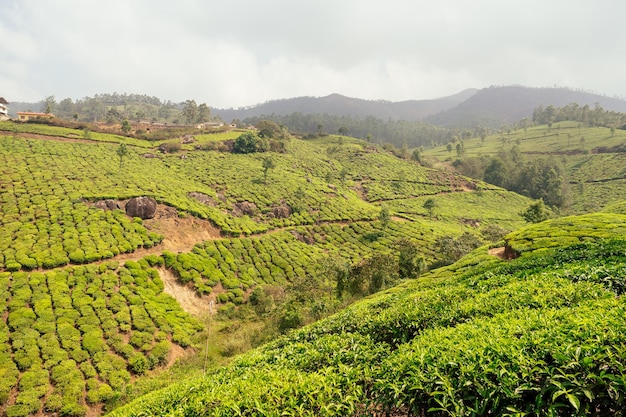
[
  {"xmin": 532, "ymin": 103, "xmax": 626, "ymax": 129},
  {"xmin": 39, "ymin": 94, "xmax": 219, "ymax": 125}
]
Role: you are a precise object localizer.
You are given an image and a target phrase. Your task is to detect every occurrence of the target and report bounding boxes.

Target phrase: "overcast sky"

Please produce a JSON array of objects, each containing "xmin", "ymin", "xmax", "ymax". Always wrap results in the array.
[{"xmin": 1, "ymin": 0, "xmax": 624, "ymax": 108}]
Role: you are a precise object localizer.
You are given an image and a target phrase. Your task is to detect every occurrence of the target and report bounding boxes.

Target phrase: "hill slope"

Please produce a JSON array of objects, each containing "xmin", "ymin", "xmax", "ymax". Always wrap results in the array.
[
  {"xmin": 424, "ymin": 120, "xmax": 626, "ymax": 214},
  {"xmin": 425, "ymin": 86, "xmax": 626, "ymax": 128},
  {"xmin": 110, "ymin": 211, "xmax": 626, "ymax": 416},
  {"xmin": 213, "ymin": 90, "xmax": 478, "ymax": 122},
  {"xmin": 0, "ymin": 122, "xmax": 530, "ymax": 415}
]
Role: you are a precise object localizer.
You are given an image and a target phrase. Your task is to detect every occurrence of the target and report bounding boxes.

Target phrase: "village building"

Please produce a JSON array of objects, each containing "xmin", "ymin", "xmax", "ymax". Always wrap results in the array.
[
  {"xmin": 0, "ymin": 97, "xmax": 8, "ymax": 120},
  {"xmin": 16, "ymin": 111, "xmax": 55, "ymax": 122}
]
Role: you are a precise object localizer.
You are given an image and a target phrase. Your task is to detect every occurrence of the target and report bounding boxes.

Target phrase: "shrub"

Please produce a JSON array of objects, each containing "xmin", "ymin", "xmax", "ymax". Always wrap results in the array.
[
  {"xmin": 129, "ymin": 354, "xmax": 149, "ymax": 375},
  {"xmin": 232, "ymin": 132, "xmax": 269, "ymax": 154}
]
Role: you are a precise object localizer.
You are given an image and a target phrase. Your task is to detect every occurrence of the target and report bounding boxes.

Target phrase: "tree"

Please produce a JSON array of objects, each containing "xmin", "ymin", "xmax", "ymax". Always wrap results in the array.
[
  {"xmin": 43, "ymin": 96, "xmax": 56, "ymax": 114},
  {"xmin": 291, "ymin": 186, "xmax": 306, "ymax": 213},
  {"xmin": 423, "ymin": 198, "xmax": 436, "ymax": 218},
  {"xmin": 233, "ymin": 132, "xmax": 269, "ymax": 154},
  {"xmin": 257, "ymin": 120, "xmax": 287, "ymax": 139},
  {"xmin": 412, "ymin": 149, "xmax": 422, "ymax": 164},
  {"xmin": 262, "ymin": 157, "xmax": 275, "ymax": 184},
  {"xmin": 317, "ymin": 256, "xmax": 350, "ymax": 299},
  {"xmin": 521, "ymin": 199, "xmax": 549, "ymax": 223},
  {"xmin": 57, "ymin": 98, "xmax": 74, "ymax": 118},
  {"xmin": 455, "ymin": 141, "xmax": 464, "ymax": 157},
  {"xmin": 121, "ymin": 120, "xmax": 132, "ymax": 134},
  {"xmin": 395, "ymin": 238, "xmax": 426, "ymax": 279},
  {"xmin": 378, "ymin": 206, "xmax": 390, "ymax": 232},
  {"xmin": 277, "ymin": 301, "xmax": 303, "ymax": 333},
  {"xmin": 340, "ymin": 252, "xmax": 398, "ymax": 297},
  {"xmin": 446, "ymin": 142, "xmax": 453, "ymax": 154},
  {"xmin": 338, "ymin": 126, "xmax": 348, "ymax": 136},
  {"xmin": 116, "ymin": 143, "xmax": 129, "ymax": 169},
  {"xmin": 434, "ymin": 232, "xmax": 482, "ymax": 266},
  {"xmin": 182, "ymin": 100, "xmax": 198, "ymax": 125},
  {"xmin": 483, "ymin": 157, "xmax": 509, "ymax": 188},
  {"xmin": 197, "ymin": 103, "xmax": 211, "ymax": 123}
]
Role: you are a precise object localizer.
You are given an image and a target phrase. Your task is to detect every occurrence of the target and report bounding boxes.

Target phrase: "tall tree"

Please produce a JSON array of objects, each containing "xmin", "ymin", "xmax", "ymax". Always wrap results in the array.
[
  {"xmin": 116, "ymin": 143, "xmax": 129, "ymax": 169},
  {"xmin": 182, "ymin": 100, "xmax": 198, "ymax": 125},
  {"xmin": 423, "ymin": 198, "xmax": 436, "ymax": 218},
  {"xmin": 197, "ymin": 103, "xmax": 211, "ymax": 123},
  {"xmin": 43, "ymin": 96, "xmax": 56, "ymax": 114},
  {"xmin": 378, "ymin": 206, "xmax": 391, "ymax": 233},
  {"xmin": 121, "ymin": 120, "xmax": 132, "ymax": 134},
  {"xmin": 262, "ymin": 157, "xmax": 275, "ymax": 184}
]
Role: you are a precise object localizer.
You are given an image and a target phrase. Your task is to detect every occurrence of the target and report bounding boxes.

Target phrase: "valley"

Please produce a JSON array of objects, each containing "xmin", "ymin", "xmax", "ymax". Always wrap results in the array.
[{"xmin": 0, "ymin": 100, "xmax": 623, "ymax": 416}]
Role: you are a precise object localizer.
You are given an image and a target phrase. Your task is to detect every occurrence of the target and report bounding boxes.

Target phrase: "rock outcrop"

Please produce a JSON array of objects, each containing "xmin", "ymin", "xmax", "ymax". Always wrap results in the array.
[{"xmin": 125, "ymin": 197, "xmax": 158, "ymax": 219}]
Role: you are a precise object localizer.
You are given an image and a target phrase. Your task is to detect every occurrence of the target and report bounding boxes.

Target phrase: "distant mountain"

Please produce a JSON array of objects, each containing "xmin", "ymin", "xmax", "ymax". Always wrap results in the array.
[
  {"xmin": 424, "ymin": 86, "xmax": 626, "ymax": 128},
  {"xmin": 212, "ymin": 89, "xmax": 478, "ymax": 122},
  {"xmin": 214, "ymin": 86, "xmax": 626, "ymax": 129}
]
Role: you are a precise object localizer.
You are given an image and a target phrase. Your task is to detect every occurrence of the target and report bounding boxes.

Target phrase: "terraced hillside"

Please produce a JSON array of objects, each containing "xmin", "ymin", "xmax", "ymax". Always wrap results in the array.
[
  {"xmin": 0, "ymin": 121, "xmax": 531, "ymax": 416},
  {"xmin": 425, "ymin": 121, "xmax": 626, "ymax": 213},
  {"xmin": 110, "ymin": 211, "xmax": 626, "ymax": 416}
]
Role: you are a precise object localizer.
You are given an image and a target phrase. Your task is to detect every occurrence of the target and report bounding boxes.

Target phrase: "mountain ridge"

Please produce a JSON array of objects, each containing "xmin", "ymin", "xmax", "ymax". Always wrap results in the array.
[
  {"xmin": 213, "ymin": 86, "xmax": 626, "ymax": 128},
  {"xmin": 212, "ymin": 89, "xmax": 479, "ymax": 122}
]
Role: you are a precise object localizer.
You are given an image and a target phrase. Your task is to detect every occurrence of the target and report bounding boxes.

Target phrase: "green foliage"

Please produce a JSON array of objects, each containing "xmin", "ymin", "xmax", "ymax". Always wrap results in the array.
[
  {"xmin": 434, "ymin": 232, "xmax": 483, "ymax": 266},
  {"xmin": 521, "ymin": 199, "xmax": 550, "ymax": 223},
  {"xmin": 232, "ymin": 132, "xmax": 269, "ymax": 154},
  {"xmin": 423, "ymin": 197, "xmax": 436, "ymax": 218},
  {"xmin": 0, "ymin": 264, "xmax": 202, "ymax": 412},
  {"xmin": 395, "ymin": 238, "xmax": 426, "ymax": 279},
  {"xmin": 111, "ymin": 218, "xmax": 626, "ymax": 417},
  {"xmin": 116, "ymin": 142, "xmax": 129, "ymax": 168}
]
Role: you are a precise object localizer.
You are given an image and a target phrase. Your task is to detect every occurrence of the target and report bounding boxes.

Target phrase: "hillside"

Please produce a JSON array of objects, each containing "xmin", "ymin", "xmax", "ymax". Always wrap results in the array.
[
  {"xmin": 425, "ymin": 86, "xmax": 626, "ymax": 128},
  {"xmin": 0, "ymin": 121, "xmax": 530, "ymax": 416},
  {"xmin": 110, "ymin": 210, "xmax": 626, "ymax": 416},
  {"xmin": 424, "ymin": 120, "xmax": 626, "ymax": 214},
  {"xmin": 212, "ymin": 90, "xmax": 478, "ymax": 123}
]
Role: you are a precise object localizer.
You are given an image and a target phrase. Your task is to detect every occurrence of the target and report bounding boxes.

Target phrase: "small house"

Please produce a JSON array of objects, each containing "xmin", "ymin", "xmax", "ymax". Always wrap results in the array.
[{"xmin": 16, "ymin": 111, "xmax": 55, "ymax": 122}]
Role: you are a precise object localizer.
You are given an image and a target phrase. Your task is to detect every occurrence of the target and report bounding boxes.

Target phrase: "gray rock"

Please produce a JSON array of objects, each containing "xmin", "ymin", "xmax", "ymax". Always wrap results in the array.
[{"xmin": 126, "ymin": 196, "xmax": 158, "ymax": 219}]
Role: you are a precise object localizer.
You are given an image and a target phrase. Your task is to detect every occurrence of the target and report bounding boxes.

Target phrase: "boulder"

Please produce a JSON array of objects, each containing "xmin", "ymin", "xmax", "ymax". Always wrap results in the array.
[
  {"xmin": 94, "ymin": 199, "xmax": 121, "ymax": 211},
  {"xmin": 125, "ymin": 197, "xmax": 157, "ymax": 219},
  {"xmin": 272, "ymin": 204, "xmax": 292, "ymax": 219},
  {"xmin": 233, "ymin": 201, "xmax": 257, "ymax": 217}
]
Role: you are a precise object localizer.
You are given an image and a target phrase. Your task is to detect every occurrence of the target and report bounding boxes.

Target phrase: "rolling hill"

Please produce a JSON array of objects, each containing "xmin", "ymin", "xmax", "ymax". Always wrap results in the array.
[
  {"xmin": 211, "ymin": 86, "xmax": 626, "ymax": 130},
  {"xmin": 425, "ymin": 85, "xmax": 626, "ymax": 128},
  {"xmin": 110, "ymin": 210, "xmax": 626, "ymax": 416},
  {"xmin": 0, "ymin": 120, "xmax": 530, "ymax": 416},
  {"xmin": 212, "ymin": 89, "xmax": 478, "ymax": 123},
  {"xmin": 424, "ymin": 120, "xmax": 626, "ymax": 214}
]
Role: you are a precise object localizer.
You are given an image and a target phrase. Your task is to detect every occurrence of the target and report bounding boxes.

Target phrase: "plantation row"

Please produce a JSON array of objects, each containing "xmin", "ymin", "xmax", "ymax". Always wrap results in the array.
[
  {"xmin": 505, "ymin": 211, "xmax": 626, "ymax": 253},
  {"xmin": 385, "ymin": 189, "xmax": 532, "ymax": 231},
  {"xmin": 0, "ymin": 135, "xmax": 469, "ymax": 256},
  {"xmin": 111, "ymin": 213, "xmax": 626, "ymax": 416},
  {"xmin": 0, "ymin": 260, "xmax": 202, "ymax": 417},
  {"xmin": 0, "ymin": 199, "xmax": 161, "ymax": 270},
  {"xmin": 158, "ymin": 205, "xmax": 522, "ymax": 302}
]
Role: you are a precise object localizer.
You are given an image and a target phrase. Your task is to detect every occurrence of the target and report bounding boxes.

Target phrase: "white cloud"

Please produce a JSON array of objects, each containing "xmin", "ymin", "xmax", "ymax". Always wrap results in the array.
[{"xmin": 1, "ymin": 0, "xmax": 625, "ymax": 107}]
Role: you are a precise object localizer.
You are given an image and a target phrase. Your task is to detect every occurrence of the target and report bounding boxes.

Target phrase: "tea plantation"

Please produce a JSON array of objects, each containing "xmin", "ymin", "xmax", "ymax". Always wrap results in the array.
[
  {"xmin": 0, "ymin": 121, "xmax": 547, "ymax": 416},
  {"xmin": 111, "ymin": 212, "xmax": 626, "ymax": 416}
]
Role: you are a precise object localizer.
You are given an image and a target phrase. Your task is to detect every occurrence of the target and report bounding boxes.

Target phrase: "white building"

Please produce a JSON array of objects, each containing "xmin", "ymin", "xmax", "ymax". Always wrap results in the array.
[{"xmin": 0, "ymin": 97, "xmax": 8, "ymax": 119}]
